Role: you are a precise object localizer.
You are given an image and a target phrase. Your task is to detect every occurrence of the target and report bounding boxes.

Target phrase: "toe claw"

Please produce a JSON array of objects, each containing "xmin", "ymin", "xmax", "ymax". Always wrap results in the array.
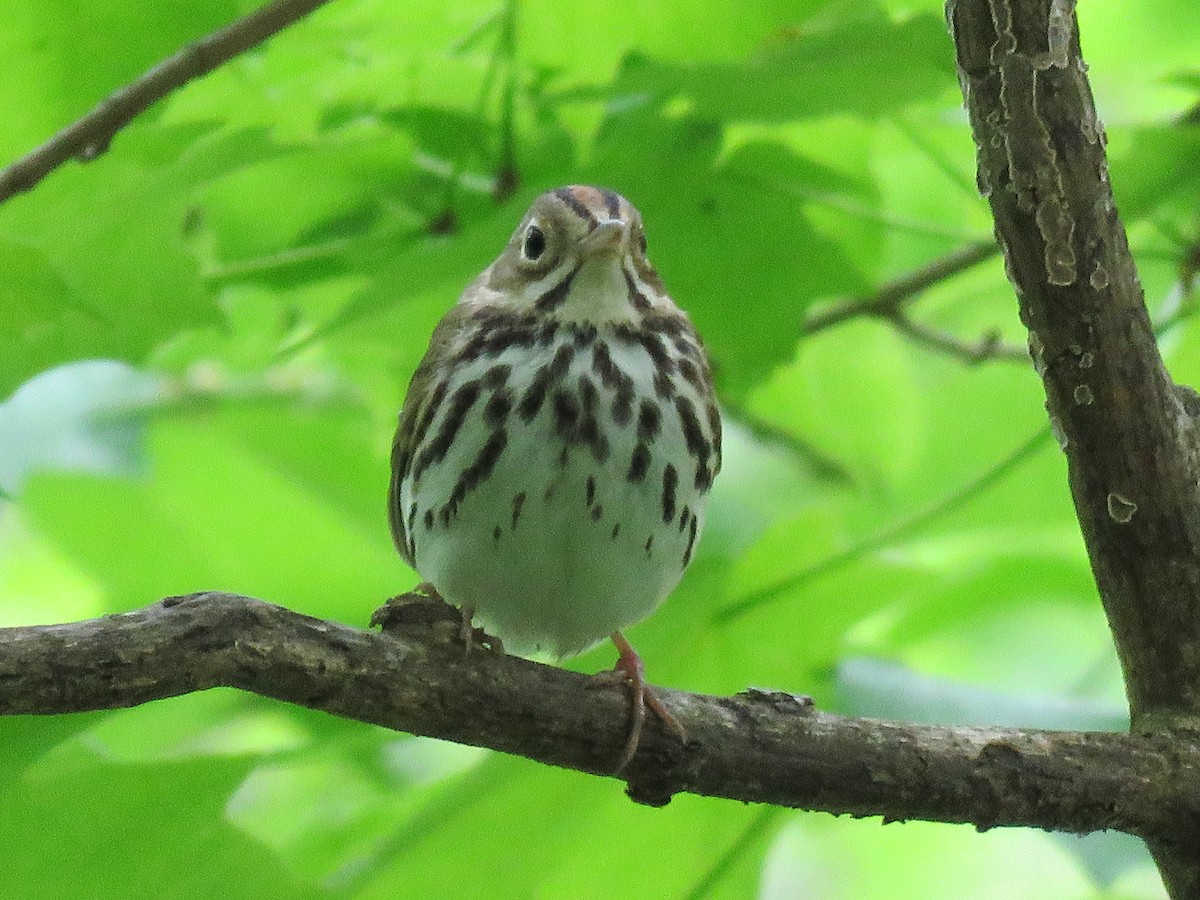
[{"xmin": 607, "ymin": 632, "xmax": 686, "ymax": 772}]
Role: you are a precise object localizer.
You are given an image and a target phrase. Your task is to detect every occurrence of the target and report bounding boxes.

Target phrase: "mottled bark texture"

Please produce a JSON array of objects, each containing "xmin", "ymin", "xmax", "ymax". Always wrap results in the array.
[
  {"xmin": 4, "ymin": 591, "xmax": 1200, "ymax": 829},
  {"xmin": 948, "ymin": 0, "xmax": 1200, "ymax": 893}
]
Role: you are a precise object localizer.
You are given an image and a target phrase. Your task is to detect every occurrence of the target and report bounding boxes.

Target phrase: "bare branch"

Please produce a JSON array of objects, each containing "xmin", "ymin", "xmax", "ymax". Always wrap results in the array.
[
  {"xmin": 0, "ymin": 0, "xmax": 336, "ymax": 205},
  {"xmin": 948, "ymin": 0, "xmax": 1200, "ymax": 743},
  {"xmin": 802, "ymin": 241, "xmax": 999, "ymax": 335},
  {"xmin": 887, "ymin": 316, "xmax": 1028, "ymax": 365},
  {"xmin": 1, "ymin": 592, "xmax": 1199, "ymax": 834},
  {"xmin": 801, "ymin": 240, "xmax": 1028, "ymax": 364},
  {"xmin": 715, "ymin": 426, "xmax": 1051, "ymax": 623}
]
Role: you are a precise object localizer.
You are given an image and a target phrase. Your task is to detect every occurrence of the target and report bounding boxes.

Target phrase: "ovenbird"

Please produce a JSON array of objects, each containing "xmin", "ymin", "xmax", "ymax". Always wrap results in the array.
[{"xmin": 388, "ymin": 186, "xmax": 721, "ymax": 768}]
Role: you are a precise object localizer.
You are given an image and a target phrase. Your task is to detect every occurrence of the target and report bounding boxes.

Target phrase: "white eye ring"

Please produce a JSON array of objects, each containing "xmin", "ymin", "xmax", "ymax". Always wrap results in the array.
[{"xmin": 522, "ymin": 223, "xmax": 546, "ymax": 261}]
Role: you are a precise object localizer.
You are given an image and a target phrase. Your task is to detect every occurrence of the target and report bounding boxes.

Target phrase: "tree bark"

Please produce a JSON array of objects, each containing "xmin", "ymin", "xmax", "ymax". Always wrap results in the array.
[
  {"xmin": 3, "ymin": 591, "xmax": 1200, "ymax": 828},
  {"xmin": 947, "ymin": 0, "xmax": 1200, "ymax": 893}
]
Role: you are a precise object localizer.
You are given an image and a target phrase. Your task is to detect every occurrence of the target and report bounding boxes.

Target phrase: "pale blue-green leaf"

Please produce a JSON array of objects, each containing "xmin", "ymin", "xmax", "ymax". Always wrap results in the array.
[
  {"xmin": 0, "ymin": 360, "xmax": 163, "ymax": 494},
  {"xmin": 762, "ymin": 815, "xmax": 1098, "ymax": 899},
  {"xmin": 835, "ymin": 657, "xmax": 1127, "ymax": 730}
]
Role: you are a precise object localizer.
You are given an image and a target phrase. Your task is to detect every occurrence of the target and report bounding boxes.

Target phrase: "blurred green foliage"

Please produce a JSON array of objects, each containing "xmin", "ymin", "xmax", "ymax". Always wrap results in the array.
[{"xmin": 2, "ymin": 0, "xmax": 1199, "ymax": 896}]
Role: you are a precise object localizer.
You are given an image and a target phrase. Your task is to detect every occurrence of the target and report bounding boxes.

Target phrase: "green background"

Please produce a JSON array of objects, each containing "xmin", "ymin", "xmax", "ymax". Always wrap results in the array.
[{"xmin": 2, "ymin": 0, "xmax": 1198, "ymax": 896}]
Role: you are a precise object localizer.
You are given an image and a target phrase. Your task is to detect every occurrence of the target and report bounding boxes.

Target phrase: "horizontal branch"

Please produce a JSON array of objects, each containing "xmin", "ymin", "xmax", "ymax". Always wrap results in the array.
[
  {"xmin": 0, "ymin": 0, "xmax": 335, "ymax": 204},
  {"xmin": 2, "ymin": 592, "xmax": 1199, "ymax": 838}
]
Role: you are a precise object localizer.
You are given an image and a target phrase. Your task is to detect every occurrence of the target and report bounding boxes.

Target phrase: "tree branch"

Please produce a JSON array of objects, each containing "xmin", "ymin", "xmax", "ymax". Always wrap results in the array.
[
  {"xmin": 801, "ymin": 241, "xmax": 1000, "ymax": 335},
  {"xmin": 801, "ymin": 240, "xmax": 1028, "ymax": 364},
  {"xmin": 715, "ymin": 426, "xmax": 1052, "ymax": 623},
  {"xmin": 947, "ymin": 0, "xmax": 1200, "ymax": 892},
  {"xmin": 948, "ymin": 0, "xmax": 1200, "ymax": 748},
  {"xmin": 887, "ymin": 316, "xmax": 1027, "ymax": 365},
  {"xmin": 0, "ymin": 0, "xmax": 336, "ymax": 205},
  {"xmin": 2, "ymin": 591, "xmax": 1199, "ymax": 835}
]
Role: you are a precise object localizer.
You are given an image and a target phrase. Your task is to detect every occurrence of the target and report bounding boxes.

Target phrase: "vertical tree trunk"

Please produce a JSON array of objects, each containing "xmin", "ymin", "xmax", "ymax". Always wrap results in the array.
[{"xmin": 946, "ymin": 0, "xmax": 1200, "ymax": 893}]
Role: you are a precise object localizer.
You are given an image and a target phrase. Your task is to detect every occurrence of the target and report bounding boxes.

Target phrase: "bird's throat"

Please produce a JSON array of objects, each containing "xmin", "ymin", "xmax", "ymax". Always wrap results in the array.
[{"xmin": 557, "ymin": 254, "xmax": 635, "ymax": 324}]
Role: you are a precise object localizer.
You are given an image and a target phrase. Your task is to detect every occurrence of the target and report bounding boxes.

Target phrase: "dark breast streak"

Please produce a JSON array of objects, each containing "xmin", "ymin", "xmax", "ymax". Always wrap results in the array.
[
  {"xmin": 394, "ymin": 311, "xmax": 720, "ymax": 569},
  {"xmin": 612, "ymin": 317, "xmax": 720, "ymax": 494}
]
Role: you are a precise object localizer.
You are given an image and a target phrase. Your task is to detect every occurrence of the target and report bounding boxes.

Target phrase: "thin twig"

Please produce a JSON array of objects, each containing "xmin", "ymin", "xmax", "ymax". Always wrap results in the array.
[
  {"xmin": 434, "ymin": 0, "xmax": 521, "ymax": 229},
  {"xmin": 801, "ymin": 241, "xmax": 1028, "ymax": 365},
  {"xmin": 0, "ymin": 0, "xmax": 336, "ymax": 205},
  {"xmin": 715, "ymin": 425, "xmax": 1051, "ymax": 623},
  {"xmin": 732, "ymin": 408, "xmax": 856, "ymax": 485},
  {"xmin": 802, "ymin": 241, "xmax": 1000, "ymax": 335},
  {"xmin": 493, "ymin": 0, "xmax": 521, "ymax": 200},
  {"xmin": 887, "ymin": 315, "xmax": 1028, "ymax": 364}
]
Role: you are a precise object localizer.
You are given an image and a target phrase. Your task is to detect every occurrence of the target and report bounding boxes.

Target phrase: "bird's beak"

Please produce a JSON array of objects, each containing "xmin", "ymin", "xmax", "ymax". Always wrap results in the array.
[{"xmin": 581, "ymin": 220, "xmax": 626, "ymax": 257}]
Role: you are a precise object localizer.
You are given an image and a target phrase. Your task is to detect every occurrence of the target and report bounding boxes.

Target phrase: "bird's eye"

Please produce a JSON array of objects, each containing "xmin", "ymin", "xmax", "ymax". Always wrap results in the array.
[{"xmin": 522, "ymin": 224, "xmax": 546, "ymax": 261}]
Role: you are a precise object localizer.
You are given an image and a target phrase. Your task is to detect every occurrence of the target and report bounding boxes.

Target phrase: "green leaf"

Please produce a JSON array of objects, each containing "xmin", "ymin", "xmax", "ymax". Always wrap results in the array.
[
  {"xmin": 1111, "ymin": 125, "xmax": 1200, "ymax": 219},
  {"xmin": 598, "ymin": 13, "xmax": 956, "ymax": 122},
  {"xmin": 0, "ymin": 0, "xmax": 241, "ymax": 158},
  {"xmin": 0, "ymin": 128, "xmax": 221, "ymax": 395},
  {"xmin": 585, "ymin": 107, "xmax": 873, "ymax": 397},
  {"xmin": 22, "ymin": 412, "xmax": 400, "ymax": 621},
  {"xmin": 749, "ymin": 320, "xmax": 923, "ymax": 489},
  {"xmin": 0, "ymin": 749, "xmax": 313, "ymax": 899}
]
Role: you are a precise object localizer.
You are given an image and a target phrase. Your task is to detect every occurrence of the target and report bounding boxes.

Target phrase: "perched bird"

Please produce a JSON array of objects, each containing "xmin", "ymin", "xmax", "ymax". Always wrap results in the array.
[{"xmin": 388, "ymin": 185, "xmax": 721, "ymax": 769}]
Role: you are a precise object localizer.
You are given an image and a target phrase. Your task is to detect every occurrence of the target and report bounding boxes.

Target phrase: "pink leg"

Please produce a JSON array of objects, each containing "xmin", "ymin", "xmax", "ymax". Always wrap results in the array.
[{"xmin": 607, "ymin": 631, "xmax": 687, "ymax": 771}]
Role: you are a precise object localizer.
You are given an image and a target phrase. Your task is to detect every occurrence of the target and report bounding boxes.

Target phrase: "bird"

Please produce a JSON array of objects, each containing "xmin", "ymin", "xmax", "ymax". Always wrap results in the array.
[{"xmin": 388, "ymin": 185, "xmax": 721, "ymax": 769}]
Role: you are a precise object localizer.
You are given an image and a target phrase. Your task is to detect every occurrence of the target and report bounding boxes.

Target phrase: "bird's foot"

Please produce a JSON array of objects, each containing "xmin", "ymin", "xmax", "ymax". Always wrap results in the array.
[{"xmin": 589, "ymin": 631, "xmax": 687, "ymax": 772}]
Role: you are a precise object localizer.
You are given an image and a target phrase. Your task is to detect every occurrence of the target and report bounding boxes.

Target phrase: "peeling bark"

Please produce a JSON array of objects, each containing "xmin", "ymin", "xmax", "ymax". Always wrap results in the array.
[{"xmin": 948, "ymin": 0, "xmax": 1200, "ymax": 892}]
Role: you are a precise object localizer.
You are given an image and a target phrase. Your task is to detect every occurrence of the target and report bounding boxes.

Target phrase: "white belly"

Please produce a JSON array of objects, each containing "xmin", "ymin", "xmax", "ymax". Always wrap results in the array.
[{"xmin": 399, "ymin": 327, "xmax": 714, "ymax": 657}]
